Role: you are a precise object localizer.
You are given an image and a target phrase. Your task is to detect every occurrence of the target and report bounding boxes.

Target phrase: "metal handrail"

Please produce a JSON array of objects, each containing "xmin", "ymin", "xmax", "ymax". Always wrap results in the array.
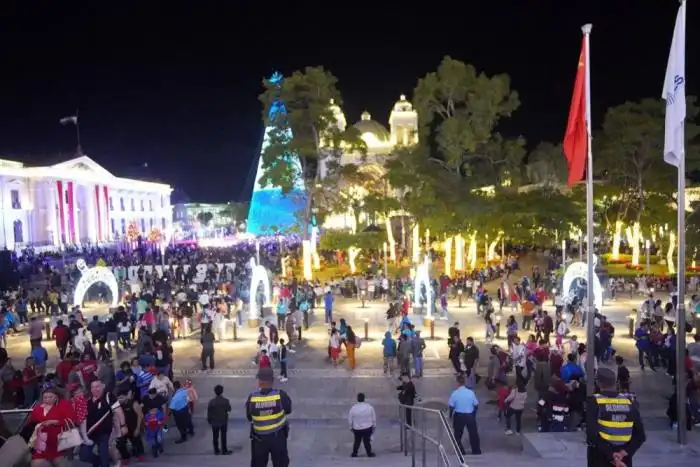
[
  {"xmin": 0, "ymin": 405, "xmax": 35, "ymax": 438},
  {"xmin": 398, "ymin": 403, "xmax": 467, "ymax": 467}
]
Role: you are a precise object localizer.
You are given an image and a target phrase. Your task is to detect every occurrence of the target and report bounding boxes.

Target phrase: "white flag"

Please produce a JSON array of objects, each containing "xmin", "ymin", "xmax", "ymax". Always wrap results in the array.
[
  {"xmin": 662, "ymin": 1, "xmax": 686, "ymax": 167},
  {"xmin": 60, "ymin": 115, "xmax": 78, "ymax": 126}
]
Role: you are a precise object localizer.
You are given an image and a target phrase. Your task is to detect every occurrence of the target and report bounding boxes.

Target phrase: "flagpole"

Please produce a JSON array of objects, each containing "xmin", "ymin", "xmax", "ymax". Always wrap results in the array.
[
  {"xmin": 581, "ymin": 23, "xmax": 596, "ymax": 397},
  {"xmin": 674, "ymin": 0, "xmax": 687, "ymax": 445}
]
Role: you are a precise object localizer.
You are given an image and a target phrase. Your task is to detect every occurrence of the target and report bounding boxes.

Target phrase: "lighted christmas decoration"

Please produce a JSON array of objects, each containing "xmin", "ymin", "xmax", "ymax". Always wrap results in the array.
[
  {"xmin": 126, "ymin": 222, "xmax": 140, "ymax": 242},
  {"xmin": 148, "ymin": 227, "xmax": 163, "ymax": 243}
]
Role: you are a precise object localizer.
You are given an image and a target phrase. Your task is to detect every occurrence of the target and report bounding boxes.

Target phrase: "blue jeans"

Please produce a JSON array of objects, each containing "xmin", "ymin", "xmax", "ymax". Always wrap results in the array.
[
  {"xmin": 88, "ymin": 432, "xmax": 111, "ymax": 467},
  {"xmin": 413, "ymin": 356, "xmax": 424, "ymax": 376},
  {"xmin": 325, "ymin": 308, "xmax": 332, "ymax": 323}
]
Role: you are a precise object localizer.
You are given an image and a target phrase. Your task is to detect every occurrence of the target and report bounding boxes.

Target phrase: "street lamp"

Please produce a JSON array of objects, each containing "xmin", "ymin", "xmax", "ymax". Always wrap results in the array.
[{"xmin": 457, "ymin": 288, "xmax": 463, "ymax": 308}]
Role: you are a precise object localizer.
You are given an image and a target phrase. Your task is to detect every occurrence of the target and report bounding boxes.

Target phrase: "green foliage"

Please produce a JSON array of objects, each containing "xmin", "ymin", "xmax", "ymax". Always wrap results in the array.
[
  {"xmin": 526, "ymin": 142, "xmax": 567, "ymax": 186},
  {"xmin": 319, "ymin": 230, "xmax": 387, "ymax": 252}
]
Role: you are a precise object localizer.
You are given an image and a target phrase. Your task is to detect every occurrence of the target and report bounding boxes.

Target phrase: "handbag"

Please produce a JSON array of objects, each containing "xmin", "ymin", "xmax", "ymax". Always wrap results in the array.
[{"xmin": 57, "ymin": 420, "xmax": 82, "ymax": 452}]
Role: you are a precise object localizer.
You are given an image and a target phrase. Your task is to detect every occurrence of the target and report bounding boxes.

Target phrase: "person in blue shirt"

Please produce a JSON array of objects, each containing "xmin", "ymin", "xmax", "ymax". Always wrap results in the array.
[
  {"xmin": 324, "ymin": 291, "xmax": 334, "ymax": 324},
  {"xmin": 634, "ymin": 323, "xmax": 655, "ymax": 371},
  {"xmin": 382, "ymin": 331, "xmax": 397, "ymax": 375},
  {"xmin": 169, "ymin": 380, "xmax": 194, "ymax": 444},
  {"xmin": 448, "ymin": 374, "xmax": 481, "ymax": 455},
  {"xmin": 560, "ymin": 353, "xmax": 584, "ymax": 383},
  {"xmin": 30, "ymin": 343, "xmax": 49, "ymax": 376}
]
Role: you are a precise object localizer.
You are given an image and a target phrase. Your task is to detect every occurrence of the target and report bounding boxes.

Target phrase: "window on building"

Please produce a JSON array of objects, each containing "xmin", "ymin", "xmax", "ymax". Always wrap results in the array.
[
  {"xmin": 13, "ymin": 220, "xmax": 23, "ymax": 243},
  {"xmin": 149, "ymin": 199, "xmax": 153, "ymax": 211},
  {"xmin": 109, "ymin": 197, "xmax": 114, "ymax": 210},
  {"xmin": 130, "ymin": 198, "xmax": 135, "ymax": 211},
  {"xmin": 149, "ymin": 218, "xmax": 154, "ymax": 229},
  {"xmin": 10, "ymin": 190, "xmax": 20, "ymax": 209},
  {"xmin": 140, "ymin": 218, "xmax": 146, "ymax": 232},
  {"xmin": 121, "ymin": 219, "xmax": 126, "ymax": 234},
  {"xmin": 120, "ymin": 198, "xmax": 125, "ymax": 210},
  {"xmin": 111, "ymin": 219, "xmax": 116, "ymax": 234},
  {"xmin": 162, "ymin": 217, "xmax": 166, "ymax": 229},
  {"xmin": 140, "ymin": 199, "xmax": 144, "ymax": 211},
  {"xmin": 65, "ymin": 190, "xmax": 69, "ymax": 204}
]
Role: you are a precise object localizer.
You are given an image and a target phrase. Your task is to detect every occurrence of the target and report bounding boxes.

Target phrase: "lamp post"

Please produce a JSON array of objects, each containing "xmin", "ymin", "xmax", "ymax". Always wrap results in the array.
[
  {"xmin": 44, "ymin": 317, "xmax": 51, "ymax": 340},
  {"xmin": 457, "ymin": 288, "xmax": 463, "ymax": 308},
  {"xmin": 429, "ymin": 315, "xmax": 435, "ymax": 340},
  {"xmin": 645, "ymin": 239, "xmax": 651, "ymax": 274},
  {"xmin": 364, "ymin": 317, "xmax": 369, "ymax": 341},
  {"xmin": 233, "ymin": 320, "xmax": 238, "ymax": 340},
  {"xmin": 628, "ymin": 311, "xmax": 636, "ymax": 338}
]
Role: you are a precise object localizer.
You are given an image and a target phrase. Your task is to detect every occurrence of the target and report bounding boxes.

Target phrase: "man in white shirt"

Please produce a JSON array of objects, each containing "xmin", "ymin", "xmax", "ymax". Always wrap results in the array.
[{"xmin": 347, "ymin": 393, "xmax": 376, "ymax": 458}]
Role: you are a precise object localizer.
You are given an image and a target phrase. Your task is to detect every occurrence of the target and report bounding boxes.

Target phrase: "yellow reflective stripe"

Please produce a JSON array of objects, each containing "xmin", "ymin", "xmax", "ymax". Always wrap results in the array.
[
  {"xmin": 599, "ymin": 432, "xmax": 631, "ymax": 442},
  {"xmin": 599, "ymin": 420, "xmax": 633, "ymax": 428},
  {"xmin": 252, "ymin": 412, "xmax": 285, "ymax": 422},
  {"xmin": 250, "ymin": 395, "xmax": 281, "ymax": 403},
  {"xmin": 254, "ymin": 417, "xmax": 286, "ymax": 431},
  {"xmin": 595, "ymin": 398, "xmax": 631, "ymax": 405}
]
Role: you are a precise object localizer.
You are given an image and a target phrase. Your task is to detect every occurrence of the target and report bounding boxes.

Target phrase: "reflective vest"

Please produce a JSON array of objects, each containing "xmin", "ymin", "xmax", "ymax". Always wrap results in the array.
[
  {"xmin": 594, "ymin": 394, "xmax": 634, "ymax": 445},
  {"xmin": 249, "ymin": 389, "xmax": 287, "ymax": 435}
]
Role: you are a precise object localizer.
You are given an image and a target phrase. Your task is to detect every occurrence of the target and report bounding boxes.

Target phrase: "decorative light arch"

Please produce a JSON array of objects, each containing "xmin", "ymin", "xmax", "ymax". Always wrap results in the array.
[
  {"xmin": 561, "ymin": 255, "xmax": 603, "ymax": 311},
  {"xmin": 72, "ymin": 259, "xmax": 120, "ymax": 308},
  {"xmin": 248, "ymin": 257, "xmax": 271, "ymax": 319},
  {"xmin": 413, "ymin": 255, "xmax": 432, "ymax": 315}
]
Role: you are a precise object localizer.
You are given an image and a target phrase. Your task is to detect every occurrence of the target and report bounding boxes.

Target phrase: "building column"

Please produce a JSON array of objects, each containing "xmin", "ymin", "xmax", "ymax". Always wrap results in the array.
[
  {"xmin": 103, "ymin": 186, "xmax": 111, "ymax": 241},
  {"xmin": 73, "ymin": 182, "xmax": 81, "ymax": 244},
  {"xmin": 86, "ymin": 184, "xmax": 97, "ymax": 244}
]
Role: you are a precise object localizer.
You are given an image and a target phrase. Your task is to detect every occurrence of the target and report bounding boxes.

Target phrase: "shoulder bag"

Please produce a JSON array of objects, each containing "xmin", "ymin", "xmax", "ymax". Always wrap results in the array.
[{"xmin": 57, "ymin": 419, "xmax": 82, "ymax": 452}]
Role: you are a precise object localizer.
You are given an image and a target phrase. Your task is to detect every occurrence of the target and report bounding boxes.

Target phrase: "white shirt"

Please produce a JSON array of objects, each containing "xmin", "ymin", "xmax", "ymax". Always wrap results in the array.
[{"xmin": 348, "ymin": 402, "xmax": 376, "ymax": 430}]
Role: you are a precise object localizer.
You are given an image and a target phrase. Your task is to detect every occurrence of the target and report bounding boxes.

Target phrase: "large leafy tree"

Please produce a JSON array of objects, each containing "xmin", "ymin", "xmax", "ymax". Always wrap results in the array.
[
  {"xmin": 596, "ymin": 97, "xmax": 700, "ymax": 233},
  {"xmin": 258, "ymin": 67, "xmax": 365, "ymax": 238},
  {"xmin": 526, "ymin": 142, "xmax": 568, "ymax": 186},
  {"xmin": 413, "ymin": 56, "xmax": 523, "ymax": 189}
]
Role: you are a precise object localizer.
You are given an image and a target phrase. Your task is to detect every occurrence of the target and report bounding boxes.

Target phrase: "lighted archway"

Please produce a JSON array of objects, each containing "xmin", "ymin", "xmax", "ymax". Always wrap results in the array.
[
  {"xmin": 413, "ymin": 255, "xmax": 433, "ymax": 315},
  {"xmin": 248, "ymin": 257, "xmax": 271, "ymax": 319},
  {"xmin": 72, "ymin": 259, "xmax": 119, "ymax": 308},
  {"xmin": 561, "ymin": 255, "xmax": 603, "ymax": 311}
]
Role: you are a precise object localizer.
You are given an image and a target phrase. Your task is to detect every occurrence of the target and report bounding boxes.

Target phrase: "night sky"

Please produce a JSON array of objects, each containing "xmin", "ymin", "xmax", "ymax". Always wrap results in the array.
[{"xmin": 0, "ymin": 2, "xmax": 697, "ymax": 203}]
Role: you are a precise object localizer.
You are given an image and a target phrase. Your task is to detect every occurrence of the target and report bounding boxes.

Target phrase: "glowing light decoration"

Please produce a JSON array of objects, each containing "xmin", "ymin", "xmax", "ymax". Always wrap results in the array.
[
  {"xmin": 348, "ymin": 246, "xmax": 361, "ymax": 274},
  {"xmin": 413, "ymin": 255, "xmax": 432, "ymax": 315},
  {"xmin": 246, "ymin": 71, "xmax": 307, "ymax": 235},
  {"xmin": 126, "ymin": 222, "xmax": 140, "ymax": 242},
  {"xmin": 302, "ymin": 240, "xmax": 313, "ymax": 280},
  {"xmin": 425, "ymin": 228, "xmax": 430, "ymax": 252},
  {"xmin": 611, "ymin": 220, "xmax": 623, "ymax": 260},
  {"xmin": 561, "ymin": 255, "xmax": 603, "ymax": 312},
  {"xmin": 468, "ymin": 233, "xmax": 477, "ymax": 269},
  {"xmin": 667, "ymin": 231, "xmax": 676, "ymax": 275},
  {"xmin": 412, "ymin": 224, "xmax": 420, "ymax": 264},
  {"xmin": 385, "ymin": 218, "xmax": 396, "ymax": 261},
  {"xmin": 487, "ymin": 233, "xmax": 501, "ymax": 261},
  {"xmin": 248, "ymin": 257, "xmax": 271, "ymax": 319},
  {"xmin": 454, "ymin": 234, "xmax": 464, "ymax": 271},
  {"xmin": 444, "ymin": 237, "xmax": 453, "ymax": 276},
  {"xmin": 72, "ymin": 259, "xmax": 119, "ymax": 308},
  {"xmin": 311, "ymin": 226, "xmax": 321, "ymax": 270},
  {"xmin": 625, "ymin": 222, "xmax": 641, "ymax": 266}
]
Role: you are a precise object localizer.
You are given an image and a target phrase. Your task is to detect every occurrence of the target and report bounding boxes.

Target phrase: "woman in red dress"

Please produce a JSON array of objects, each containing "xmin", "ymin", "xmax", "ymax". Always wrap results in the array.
[{"xmin": 28, "ymin": 387, "xmax": 76, "ymax": 467}]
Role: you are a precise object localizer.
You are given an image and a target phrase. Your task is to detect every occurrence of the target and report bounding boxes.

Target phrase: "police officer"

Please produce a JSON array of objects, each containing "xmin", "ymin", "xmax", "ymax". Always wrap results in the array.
[
  {"xmin": 245, "ymin": 367, "xmax": 292, "ymax": 467},
  {"xmin": 447, "ymin": 374, "xmax": 481, "ymax": 455},
  {"xmin": 586, "ymin": 368, "xmax": 646, "ymax": 467}
]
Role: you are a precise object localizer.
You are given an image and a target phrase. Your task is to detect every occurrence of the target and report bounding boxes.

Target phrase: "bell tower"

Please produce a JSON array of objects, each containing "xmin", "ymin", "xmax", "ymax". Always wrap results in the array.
[{"xmin": 388, "ymin": 94, "xmax": 418, "ymax": 146}]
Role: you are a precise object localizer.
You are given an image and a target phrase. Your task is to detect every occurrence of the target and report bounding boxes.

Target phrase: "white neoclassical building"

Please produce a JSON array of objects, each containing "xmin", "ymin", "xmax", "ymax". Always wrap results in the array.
[{"xmin": 0, "ymin": 155, "xmax": 173, "ymax": 250}]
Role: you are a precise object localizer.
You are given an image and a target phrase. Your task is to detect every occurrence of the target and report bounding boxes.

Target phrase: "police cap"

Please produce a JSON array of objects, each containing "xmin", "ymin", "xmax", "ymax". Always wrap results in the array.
[{"xmin": 596, "ymin": 367, "xmax": 616, "ymax": 387}]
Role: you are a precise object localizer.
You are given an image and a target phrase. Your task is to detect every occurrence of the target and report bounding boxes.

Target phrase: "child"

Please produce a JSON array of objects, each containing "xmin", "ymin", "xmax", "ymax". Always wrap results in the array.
[
  {"xmin": 279, "ymin": 339, "xmax": 288, "ymax": 382},
  {"xmin": 258, "ymin": 349, "xmax": 271, "ymax": 370},
  {"xmin": 496, "ymin": 384, "xmax": 511, "ymax": 422},
  {"xmin": 143, "ymin": 408, "xmax": 165, "ymax": 457},
  {"xmin": 268, "ymin": 340, "xmax": 279, "ymax": 367},
  {"xmin": 183, "ymin": 379, "xmax": 198, "ymax": 414},
  {"xmin": 615, "ymin": 355, "xmax": 630, "ymax": 393}
]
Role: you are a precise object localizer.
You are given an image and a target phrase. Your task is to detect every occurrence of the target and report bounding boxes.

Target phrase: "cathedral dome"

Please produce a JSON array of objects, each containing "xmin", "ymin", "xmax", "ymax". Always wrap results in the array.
[{"xmin": 353, "ymin": 111, "xmax": 391, "ymax": 142}]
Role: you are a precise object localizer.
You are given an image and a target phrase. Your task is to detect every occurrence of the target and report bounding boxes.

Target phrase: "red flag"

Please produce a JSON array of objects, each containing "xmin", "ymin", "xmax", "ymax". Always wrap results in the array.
[{"xmin": 563, "ymin": 38, "xmax": 588, "ymax": 187}]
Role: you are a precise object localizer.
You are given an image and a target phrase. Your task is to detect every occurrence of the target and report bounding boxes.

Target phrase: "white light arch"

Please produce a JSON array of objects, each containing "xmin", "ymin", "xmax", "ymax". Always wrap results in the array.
[
  {"xmin": 413, "ymin": 255, "xmax": 432, "ymax": 315},
  {"xmin": 561, "ymin": 255, "xmax": 603, "ymax": 311},
  {"xmin": 248, "ymin": 257, "xmax": 271, "ymax": 319},
  {"xmin": 72, "ymin": 259, "xmax": 120, "ymax": 308}
]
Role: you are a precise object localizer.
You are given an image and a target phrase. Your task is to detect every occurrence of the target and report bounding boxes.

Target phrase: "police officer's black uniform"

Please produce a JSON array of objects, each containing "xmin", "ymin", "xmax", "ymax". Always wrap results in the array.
[
  {"xmin": 246, "ymin": 367, "xmax": 292, "ymax": 467},
  {"xmin": 586, "ymin": 368, "xmax": 646, "ymax": 467}
]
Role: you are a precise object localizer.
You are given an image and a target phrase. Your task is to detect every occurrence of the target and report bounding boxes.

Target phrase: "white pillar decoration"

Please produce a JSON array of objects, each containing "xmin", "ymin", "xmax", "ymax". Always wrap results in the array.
[
  {"xmin": 454, "ymin": 234, "xmax": 464, "ymax": 271},
  {"xmin": 413, "ymin": 255, "xmax": 432, "ymax": 313},
  {"xmin": 348, "ymin": 246, "xmax": 361, "ymax": 274},
  {"xmin": 468, "ymin": 233, "xmax": 477, "ymax": 270},
  {"xmin": 86, "ymin": 185, "xmax": 97, "ymax": 244},
  {"xmin": 412, "ymin": 224, "xmax": 420, "ymax": 264},
  {"xmin": 385, "ymin": 217, "xmax": 396, "ymax": 262},
  {"xmin": 311, "ymin": 226, "xmax": 321, "ymax": 270},
  {"xmin": 248, "ymin": 257, "xmax": 271, "ymax": 320},
  {"xmin": 612, "ymin": 220, "xmax": 623, "ymax": 260},
  {"xmin": 667, "ymin": 231, "xmax": 676, "ymax": 275},
  {"xmin": 47, "ymin": 181, "xmax": 59, "ymax": 246},
  {"xmin": 73, "ymin": 182, "xmax": 81, "ymax": 244},
  {"xmin": 302, "ymin": 240, "xmax": 313, "ymax": 280}
]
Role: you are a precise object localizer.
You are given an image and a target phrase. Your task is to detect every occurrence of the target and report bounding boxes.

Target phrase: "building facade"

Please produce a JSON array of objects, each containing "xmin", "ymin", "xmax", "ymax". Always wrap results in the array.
[
  {"xmin": 172, "ymin": 202, "xmax": 233, "ymax": 228},
  {"xmin": 0, "ymin": 155, "xmax": 172, "ymax": 250}
]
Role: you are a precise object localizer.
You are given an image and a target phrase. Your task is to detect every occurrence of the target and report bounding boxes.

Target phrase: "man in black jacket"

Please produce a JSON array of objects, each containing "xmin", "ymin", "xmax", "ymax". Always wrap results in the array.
[
  {"xmin": 463, "ymin": 337, "xmax": 480, "ymax": 378},
  {"xmin": 207, "ymin": 384, "xmax": 232, "ymax": 455},
  {"xmin": 397, "ymin": 372, "xmax": 417, "ymax": 426}
]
